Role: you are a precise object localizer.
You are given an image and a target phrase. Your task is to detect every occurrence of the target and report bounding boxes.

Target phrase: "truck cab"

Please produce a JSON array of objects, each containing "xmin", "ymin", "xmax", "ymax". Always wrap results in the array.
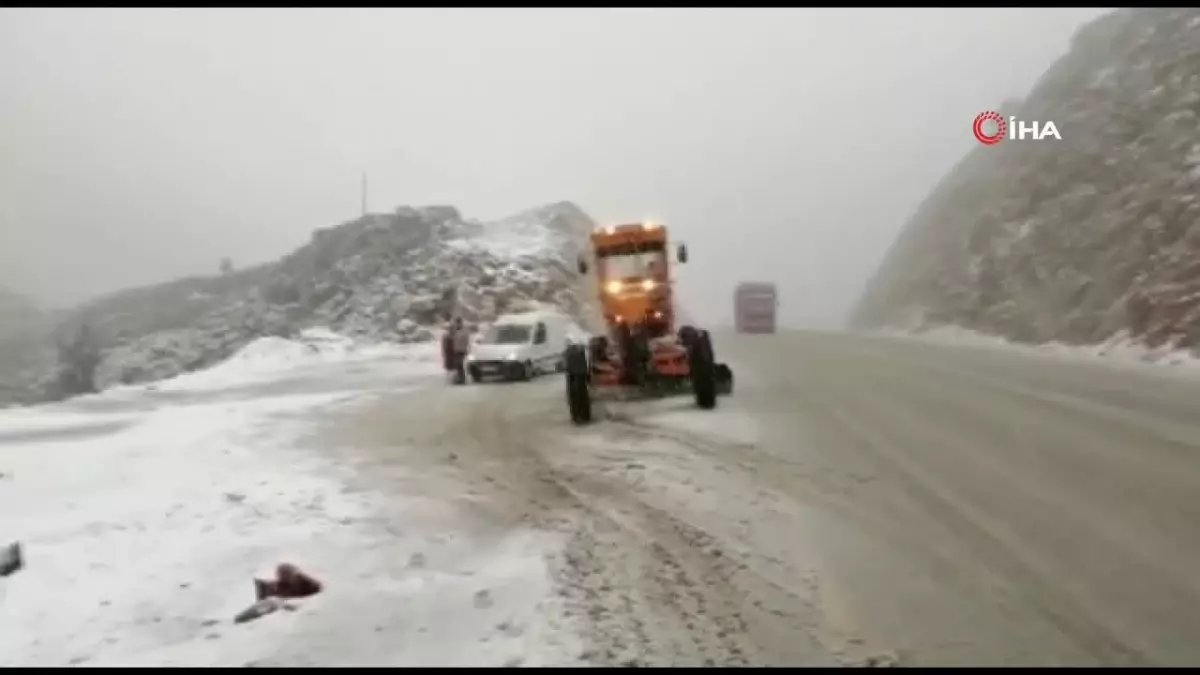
[{"xmin": 578, "ymin": 221, "xmax": 687, "ymax": 339}]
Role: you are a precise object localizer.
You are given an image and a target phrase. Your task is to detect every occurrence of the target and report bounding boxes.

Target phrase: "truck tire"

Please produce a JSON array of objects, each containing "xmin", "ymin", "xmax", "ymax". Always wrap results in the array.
[
  {"xmin": 689, "ymin": 331, "xmax": 718, "ymax": 410},
  {"xmin": 564, "ymin": 343, "xmax": 592, "ymax": 425}
]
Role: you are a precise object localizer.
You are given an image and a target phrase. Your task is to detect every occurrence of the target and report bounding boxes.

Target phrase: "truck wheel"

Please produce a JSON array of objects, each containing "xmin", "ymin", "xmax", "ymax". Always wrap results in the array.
[
  {"xmin": 522, "ymin": 360, "xmax": 535, "ymax": 381},
  {"xmin": 564, "ymin": 344, "xmax": 592, "ymax": 425},
  {"xmin": 689, "ymin": 331, "xmax": 718, "ymax": 410},
  {"xmin": 469, "ymin": 366, "xmax": 482, "ymax": 383}
]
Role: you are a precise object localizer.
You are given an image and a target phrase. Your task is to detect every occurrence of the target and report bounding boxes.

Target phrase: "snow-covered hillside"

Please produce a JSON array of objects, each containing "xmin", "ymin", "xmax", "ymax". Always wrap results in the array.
[
  {"xmin": 3, "ymin": 202, "xmax": 597, "ymax": 403},
  {"xmin": 852, "ymin": 9, "xmax": 1200, "ymax": 354}
]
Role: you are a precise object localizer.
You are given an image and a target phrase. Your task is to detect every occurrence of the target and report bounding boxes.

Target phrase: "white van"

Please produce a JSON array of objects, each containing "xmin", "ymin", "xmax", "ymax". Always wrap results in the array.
[{"xmin": 466, "ymin": 310, "xmax": 574, "ymax": 382}]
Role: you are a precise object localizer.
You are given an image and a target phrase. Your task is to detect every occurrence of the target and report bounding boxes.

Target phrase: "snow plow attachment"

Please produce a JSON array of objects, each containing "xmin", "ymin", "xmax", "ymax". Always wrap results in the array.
[{"xmin": 563, "ymin": 326, "xmax": 733, "ymax": 426}]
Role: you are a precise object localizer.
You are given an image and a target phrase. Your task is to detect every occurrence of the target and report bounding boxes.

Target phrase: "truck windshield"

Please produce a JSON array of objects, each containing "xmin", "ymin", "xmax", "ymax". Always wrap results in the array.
[
  {"xmin": 601, "ymin": 251, "xmax": 666, "ymax": 279},
  {"xmin": 481, "ymin": 324, "xmax": 531, "ymax": 345}
]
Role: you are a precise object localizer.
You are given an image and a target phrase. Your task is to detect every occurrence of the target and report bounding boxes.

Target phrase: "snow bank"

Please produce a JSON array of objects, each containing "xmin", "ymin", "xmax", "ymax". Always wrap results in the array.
[
  {"xmin": 0, "ymin": 389, "xmax": 576, "ymax": 666},
  {"xmin": 144, "ymin": 328, "xmax": 439, "ymax": 393},
  {"xmin": 879, "ymin": 324, "xmax": 1200, "ymax": 374},
  {"xmin": 0, "ymin": 408, "xmax": 143, "ymax": 437},
  {"xmin": 0, "ymin": 392, "xmax": 366, "ymax": 666}
]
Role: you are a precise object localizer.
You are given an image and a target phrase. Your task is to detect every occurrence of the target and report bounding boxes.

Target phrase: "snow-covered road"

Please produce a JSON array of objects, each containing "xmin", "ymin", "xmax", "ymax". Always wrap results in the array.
[
  {"xmin": 327, "ymin": 370, "xmax": 843, "ymax": 667},
  {"xmin": 7, "ymin": 326, "xmax": 1200, "ymax": 666},
  {"xmin": 715, "ymin": 329, "xmax": 1200, "ymax": 667},
  {"xmin": 1, "ymin": 326, "xmax": 832, "ymax": 667}
]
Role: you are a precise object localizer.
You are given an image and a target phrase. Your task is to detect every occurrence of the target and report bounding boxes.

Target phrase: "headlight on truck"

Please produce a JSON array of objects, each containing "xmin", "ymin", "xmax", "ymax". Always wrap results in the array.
[
  {"xmin": 605, "ymin": 280, "xmax": 623, "ymax": 294},
  {"xmin": 641, "ymin": 278, "xmax": 656, "ymax": 291}
]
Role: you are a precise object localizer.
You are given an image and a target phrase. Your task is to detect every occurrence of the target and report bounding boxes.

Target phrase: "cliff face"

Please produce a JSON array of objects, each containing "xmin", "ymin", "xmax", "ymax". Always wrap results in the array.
[
  {"xmin": 853, "ymin": 9, "xmax": 1200, "ymax": 351},
  {"xmin": 0, "ymin": 201, "xmax": 597, "ymax": 404}
]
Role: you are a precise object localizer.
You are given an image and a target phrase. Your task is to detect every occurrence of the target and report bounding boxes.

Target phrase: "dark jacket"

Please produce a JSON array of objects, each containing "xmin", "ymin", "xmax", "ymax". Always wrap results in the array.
[{"xmin": 447, "ymin": 324, "xmax": 471, "ymax": 353}]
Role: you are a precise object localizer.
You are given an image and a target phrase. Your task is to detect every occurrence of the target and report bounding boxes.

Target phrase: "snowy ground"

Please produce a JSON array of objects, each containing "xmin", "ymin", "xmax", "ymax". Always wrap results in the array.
[
  {"xmin": 0, "ymin": 331, "xmax": 584, "ymax": 667},
  {"xmin": 15, "ymin": 320, "xmax": 1197, "ymax": 666},
  {"xmin": 877, "ymin": 324, "xmax": 1200, "ymax": 376},
  {"xmin": 0, "ymin": 323, "xmax": 860, "ymax": 667}
]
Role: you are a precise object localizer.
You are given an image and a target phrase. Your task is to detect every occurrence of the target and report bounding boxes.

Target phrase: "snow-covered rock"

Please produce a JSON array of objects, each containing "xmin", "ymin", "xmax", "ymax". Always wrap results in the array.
[
  {"xmin": 852, "ymin": 8, "xmax": 1200, "ymax": 354},
  {"xmin": 3, "ymin": 202, "xmax": 597, "ymax": 402}
]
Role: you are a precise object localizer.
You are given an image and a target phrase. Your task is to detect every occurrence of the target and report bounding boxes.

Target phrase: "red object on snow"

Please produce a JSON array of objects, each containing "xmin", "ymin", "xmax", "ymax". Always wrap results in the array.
[
  {"xmin": 254, "ymin": 563, "xmax": 322, "ymax": 601},
  {"xmin": 0, "ymin": 541, "xmax": 22, "ymax": 577}
]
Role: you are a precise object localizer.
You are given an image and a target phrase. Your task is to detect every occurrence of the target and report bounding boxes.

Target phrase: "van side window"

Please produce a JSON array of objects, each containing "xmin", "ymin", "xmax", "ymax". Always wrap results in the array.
[{"xmin": 534, "ymin": 322, "xmax": 547, "ymax": 344}]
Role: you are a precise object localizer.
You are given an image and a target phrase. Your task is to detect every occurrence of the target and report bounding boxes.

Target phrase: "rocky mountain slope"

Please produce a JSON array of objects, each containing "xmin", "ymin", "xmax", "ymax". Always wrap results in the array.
[
  {"xmin": 852, "ymin": 8, "xmax": 1200, "ymax": 353},
  {"xmin": 0, "ymin": 201, "xmax": 596, "ymax": 404}
]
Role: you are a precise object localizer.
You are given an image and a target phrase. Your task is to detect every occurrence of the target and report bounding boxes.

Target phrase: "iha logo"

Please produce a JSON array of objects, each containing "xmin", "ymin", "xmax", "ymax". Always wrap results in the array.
[{"xmin": 972, "ymin": 110, "xmax": 1062, "ymax": 145}]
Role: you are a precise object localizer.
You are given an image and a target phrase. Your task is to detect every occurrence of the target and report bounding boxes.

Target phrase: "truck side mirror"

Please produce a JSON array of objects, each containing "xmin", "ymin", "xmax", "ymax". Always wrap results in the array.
[
  {"xmin": 676, "ymin": 244, "xmax": 688, "ymax": 264},
  {"xmin": 577, "ymin": 255, "xmax": 589, "ymax": 274}
]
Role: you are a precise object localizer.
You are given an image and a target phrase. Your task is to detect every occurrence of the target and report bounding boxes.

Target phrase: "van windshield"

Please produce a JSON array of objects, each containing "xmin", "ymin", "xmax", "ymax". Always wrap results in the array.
[{"xmin": 481, "ymin": 324, "xmax": 531, "ymax": 345}]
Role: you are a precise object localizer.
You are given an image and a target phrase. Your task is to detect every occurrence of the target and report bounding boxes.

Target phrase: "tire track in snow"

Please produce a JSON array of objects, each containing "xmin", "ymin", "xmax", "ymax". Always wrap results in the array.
[{"xmin": 336, "ymin": 381, "xmax": 843, "ymax": 665}]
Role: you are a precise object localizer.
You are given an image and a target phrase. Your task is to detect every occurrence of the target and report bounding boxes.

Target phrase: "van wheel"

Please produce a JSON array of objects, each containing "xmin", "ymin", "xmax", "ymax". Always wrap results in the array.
[{"xmin": 522, "ymin": 360, "xmax": 535, "ymax": 381}]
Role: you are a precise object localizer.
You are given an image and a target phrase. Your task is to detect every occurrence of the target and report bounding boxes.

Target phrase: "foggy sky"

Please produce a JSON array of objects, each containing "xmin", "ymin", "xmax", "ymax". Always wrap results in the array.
[{"xmin": 1, "ymin": 8, "xmax": 1108, "ymax": 326}]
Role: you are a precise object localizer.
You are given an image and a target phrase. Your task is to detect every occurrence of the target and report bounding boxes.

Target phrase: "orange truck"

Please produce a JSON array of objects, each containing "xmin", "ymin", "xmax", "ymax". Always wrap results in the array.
[
  {"xmin": 734, "ymin": 282, "xmax": 778, "ymax": 334},
  {"xmin": 561, "ymin": 221, "xmax": 732, "ymax": 425}
]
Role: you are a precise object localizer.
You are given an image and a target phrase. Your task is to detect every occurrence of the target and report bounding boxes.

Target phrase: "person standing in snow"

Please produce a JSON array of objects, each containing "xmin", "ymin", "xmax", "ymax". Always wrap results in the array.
[
  {"xmin": 441, "ymin": 318, "xmax": 455, "ymax": 372},
  {"xmin": 445, "ymin": 317, "xmax": 471, "ymax": 385}
]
